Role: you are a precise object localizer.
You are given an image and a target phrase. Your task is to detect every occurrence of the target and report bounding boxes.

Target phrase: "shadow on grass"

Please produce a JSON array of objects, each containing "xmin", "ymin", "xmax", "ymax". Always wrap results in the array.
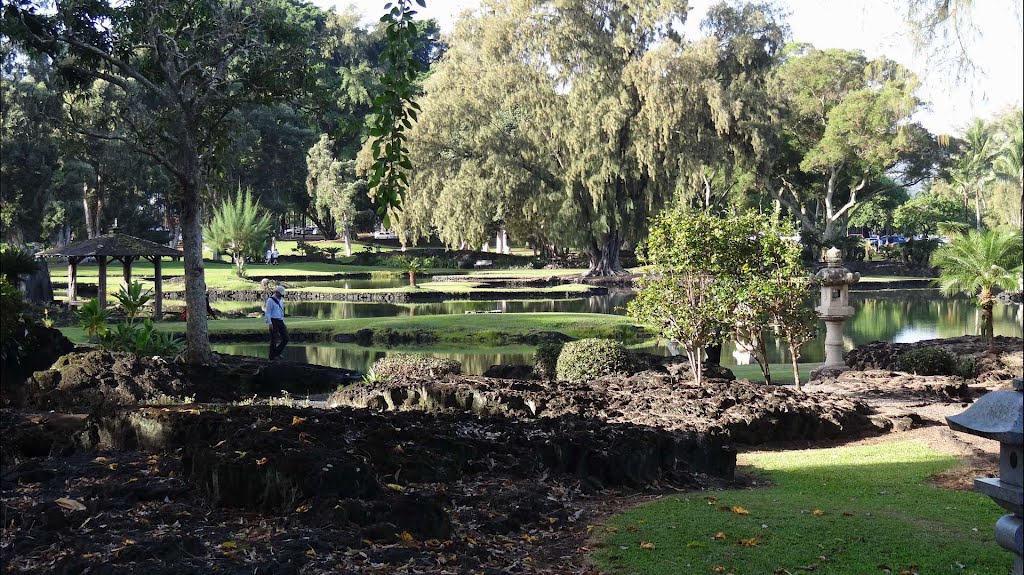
[{"xmin": 591, "ymin": 440, "xmax": 1008, "ymax": 575}]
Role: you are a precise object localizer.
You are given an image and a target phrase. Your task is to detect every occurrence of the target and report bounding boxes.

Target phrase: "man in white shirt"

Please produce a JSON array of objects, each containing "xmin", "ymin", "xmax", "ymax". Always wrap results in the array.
[{"xmin": 265, "ymin": 285, "xmax": 288, "ymax": 360}]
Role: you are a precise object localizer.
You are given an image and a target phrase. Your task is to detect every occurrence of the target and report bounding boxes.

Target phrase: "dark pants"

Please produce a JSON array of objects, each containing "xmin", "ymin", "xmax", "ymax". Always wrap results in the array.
[{"xmin": 269, "ymin": 319, "xmax": 288, "ymax": 359}]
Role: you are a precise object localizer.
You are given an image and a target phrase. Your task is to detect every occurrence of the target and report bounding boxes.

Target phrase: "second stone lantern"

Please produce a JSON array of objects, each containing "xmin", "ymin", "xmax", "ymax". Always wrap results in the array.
[{"xmin": 813, "ymin": 247, "xmax": 860, "ymax": 369}]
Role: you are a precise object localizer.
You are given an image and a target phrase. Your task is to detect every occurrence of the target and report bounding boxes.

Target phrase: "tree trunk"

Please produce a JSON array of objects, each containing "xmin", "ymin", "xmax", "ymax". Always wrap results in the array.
[
  {"xmin": 980, "ymin": 292, "xmax": 994, "ymax": 353},
  {"xmin": 974, "ymin": 189, "xmax": 983, "ymax": 231},
  {"xmin": 584, "ymin": 231, "xmax": 626, "ymax": 276},
  {"xmin": 180, "ymin": 172, "xmax": 213, "ymax": 365},
  {"xmin": 408, "ymin": 270, "xmax": 416, "ymax": 288},
  {"xmin": 790, "ymin": 344, "xmax": 802, "ymax": 392},
  {"xmin": 343, "ymin": 225, "xmax": 352, "ymax": 256}
]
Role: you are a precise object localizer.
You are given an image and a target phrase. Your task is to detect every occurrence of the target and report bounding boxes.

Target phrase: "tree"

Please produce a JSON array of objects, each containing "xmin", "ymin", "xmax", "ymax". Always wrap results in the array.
[
  {"xmin": 771, "ymin": 46, "xmax": 938, "ymax": 242},
  {"xmin": 204, "ymin": 189, "xmax": 273, "ymax": 277},
  {"xmin": 993, "ymin": 109, "xmax": 1023, "ymax": 229},
  {"xmin": 306, "ymin": 135, "xmax": 362, "ymax": 255},
  {"xmin": 847, "ymin": 185, "xmax": 909, "ymax": 234},
  {"xmin": 932, "ymin": 229, "xmax": 1024, "ymax": 352},
  {"xmin": 893, "ymin": 192, "xmax": 969, "ymax": 236},
  {"xmin": 393, "ymin": 0, "xmax": 787, "ymax": 275},
  {"xmin": 948, "ymin": 118, "xmax": 999, "ymax": 230},
  {"xmin": 4, "ymin": 0, "xmax": 317, "ymax": 364},
  {"xmin": 629, "ymin": 208, "xmax": 810, "ymax": 387}
]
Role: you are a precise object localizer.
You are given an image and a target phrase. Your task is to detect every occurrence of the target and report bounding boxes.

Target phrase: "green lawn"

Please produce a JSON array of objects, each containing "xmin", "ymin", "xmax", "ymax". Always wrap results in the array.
[
  {"xmin": 727, "ymin": 362, "xmax": 820, "ymax": 386},
  {"xmin": 591, "ymin": 440, "xmax": 1006, "ymax": 575},
  {"xmin": 60, "ymin": 311, "xmax": 648, "ymax": 345}
]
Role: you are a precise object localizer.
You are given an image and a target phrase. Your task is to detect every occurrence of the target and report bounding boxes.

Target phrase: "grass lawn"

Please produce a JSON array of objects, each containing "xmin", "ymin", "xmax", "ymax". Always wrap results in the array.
[
  {"xmin": 727, "ymin": 363, "xmax": 820, "ymax": 386},
  {"xmin": 591, "ymin": 440, "xmax": 1006, "ymax": 575},
  {"xmin": 60, "ymin": 311, "xmax": 648, "ymax": 345}
]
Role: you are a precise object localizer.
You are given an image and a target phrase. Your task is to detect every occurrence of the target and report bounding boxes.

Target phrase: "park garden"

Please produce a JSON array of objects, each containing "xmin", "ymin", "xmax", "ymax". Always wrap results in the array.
[{"xmin": 2, "ymin": 0, "xmax": 1023, "ymax": 573}]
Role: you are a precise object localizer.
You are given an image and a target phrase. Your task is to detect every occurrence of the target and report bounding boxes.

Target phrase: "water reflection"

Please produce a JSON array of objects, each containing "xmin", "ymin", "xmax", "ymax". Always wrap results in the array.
[
  {"xmin": 211, "ymin": 343, "xmax": 536, "ymax": 376},
  {"xmin": 211, "ymin": 289, "xmax": 1022, "ymax": 369}
]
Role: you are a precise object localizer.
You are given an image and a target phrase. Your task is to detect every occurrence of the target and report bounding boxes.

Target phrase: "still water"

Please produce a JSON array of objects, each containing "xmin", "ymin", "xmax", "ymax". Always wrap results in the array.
[{"xmin": 212, "ymin": 290, "xmax": 1022, "ymax": 373}]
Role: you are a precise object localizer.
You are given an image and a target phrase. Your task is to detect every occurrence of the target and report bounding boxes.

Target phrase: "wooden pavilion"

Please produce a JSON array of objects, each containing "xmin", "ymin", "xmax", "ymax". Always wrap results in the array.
[{"xmin": 39, "ymin": 233, "xmax": 182, "ymax": 317}]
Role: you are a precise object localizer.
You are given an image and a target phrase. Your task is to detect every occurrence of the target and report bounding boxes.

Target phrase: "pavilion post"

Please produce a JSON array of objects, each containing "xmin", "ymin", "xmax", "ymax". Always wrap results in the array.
[
  {"xmin": 122, "ymin": 256, "xmax": 134, "ymax": 289},
  {"xmin": 152, "ymin": 257, "xmax": 163, "ymax": 319},
  {"xmin": 67, "ymin": 257, "xmax": 79, "ymax": 304},
  {"xmin": 97, "ymin": 256, "xmax": 108, "ymax": 309}
]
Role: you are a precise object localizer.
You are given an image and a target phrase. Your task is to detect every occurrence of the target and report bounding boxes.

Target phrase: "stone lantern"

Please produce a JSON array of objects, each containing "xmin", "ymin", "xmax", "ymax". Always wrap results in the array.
[
  {"xmin": 947, "ymin": 377, "xmax": 1023, "ymax": 575},
  {"xmin": 813, "ymin": 247, "xmax": 860, "ymax": 368}
]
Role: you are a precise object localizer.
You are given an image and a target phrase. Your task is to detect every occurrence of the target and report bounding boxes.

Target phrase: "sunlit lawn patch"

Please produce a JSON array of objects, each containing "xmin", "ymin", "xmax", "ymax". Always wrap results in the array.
[{"xmin": 591, "ymin": 441, "xmax": 1005, "ymax": 575}]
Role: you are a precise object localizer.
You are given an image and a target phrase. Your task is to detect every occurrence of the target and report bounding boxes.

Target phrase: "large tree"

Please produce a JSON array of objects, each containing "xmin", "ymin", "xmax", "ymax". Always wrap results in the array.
[
  {"xmin": 389, "ymin": 0, "xmax": 786, "ymax": 275},
  {"xmin": 4, "ymin": 0, "xmax": 317, "ymax": 363},
  {"xmin": 770, "ymin": 46, "xmax": 938, "ymax": 242}
]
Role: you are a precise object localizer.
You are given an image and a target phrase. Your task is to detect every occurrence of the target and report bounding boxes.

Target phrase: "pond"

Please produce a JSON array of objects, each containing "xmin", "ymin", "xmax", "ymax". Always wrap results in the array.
[{"xmin": 213, "ymin": 290, "xmax": 1022, "ymax": 373}]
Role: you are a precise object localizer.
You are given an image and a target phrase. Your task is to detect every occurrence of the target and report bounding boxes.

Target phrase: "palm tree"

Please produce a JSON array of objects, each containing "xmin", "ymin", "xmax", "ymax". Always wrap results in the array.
[
  {"xmin": 932, "ymin": 229, "xmax": 1024, "ymax": 352},
  {"xmin": 0, "ymin": 247, "xmax": 40, "ymax": 286},
  {"xmin": 993, "ymin": 110, "xmax": 1023, "ymax": 229},
  {"xmin": 404, "ymin": 257, "xmax": 426, "ymax": 288},
  {"xmin": 950, "ymin": 119, "xmax": 999, "ymax": 230},
  {"xmin": 203, "ymin": 187, "xmax": 273, "ymax": 277}
]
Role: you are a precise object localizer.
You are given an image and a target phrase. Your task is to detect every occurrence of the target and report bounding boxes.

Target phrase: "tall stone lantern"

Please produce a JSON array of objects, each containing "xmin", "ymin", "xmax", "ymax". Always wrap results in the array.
[
  {"xmin": 813, "ymin": 247, "xmax": 860, "ymax": 368},
  {"xmin": 947, "ymin": 378, "xmax": 1023, "ymax": 575}
]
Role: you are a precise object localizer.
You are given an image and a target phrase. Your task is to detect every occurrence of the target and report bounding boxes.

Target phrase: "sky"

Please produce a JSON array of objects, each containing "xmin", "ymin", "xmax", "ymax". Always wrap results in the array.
[{"xmin": 315, "ymin": 0, "xmax": 1024, "ymax": 135}]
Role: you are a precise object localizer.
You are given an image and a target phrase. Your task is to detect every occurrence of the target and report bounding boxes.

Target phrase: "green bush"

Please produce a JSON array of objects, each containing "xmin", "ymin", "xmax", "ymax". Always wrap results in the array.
[
  {"xmin": 369, "ymin": 353, "xmax": 462, "ymax": 381},
  {"xmin": 555, "ymin": 338, "xmax": 633, "ymax": 383},
  {"xmin": 77, "ymin": 282, "xmax": 184, "ymax": 357},
  {"xmin": 533, "ymin": 340, "xmax": 564, "ymax": 380},
  {"xmin": 895, "ymin": 346, "xmax": 958, "ymax": 376},
  {"xmin": 1, "ymin": 279, "xmax": 29, "ymax": 366},
  {"xmin": 295, "ymin": 241, "xmax": 323, "ymax": 259},
  {"xmin": 953, "ymin": 356, "xmax": 979, "ymax": 379}
]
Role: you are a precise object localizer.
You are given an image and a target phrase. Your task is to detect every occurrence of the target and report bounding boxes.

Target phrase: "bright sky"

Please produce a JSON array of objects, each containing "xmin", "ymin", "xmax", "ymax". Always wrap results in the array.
[{"xmin": 316, "ymin": 0, "xmax": 1024, "ymax": 135}]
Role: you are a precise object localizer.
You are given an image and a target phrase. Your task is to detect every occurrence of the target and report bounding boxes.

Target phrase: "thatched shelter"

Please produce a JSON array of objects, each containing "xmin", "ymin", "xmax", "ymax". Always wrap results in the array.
[{"xmin": 39, "ymin": 234, "xmax": 182, "ymax": 316}]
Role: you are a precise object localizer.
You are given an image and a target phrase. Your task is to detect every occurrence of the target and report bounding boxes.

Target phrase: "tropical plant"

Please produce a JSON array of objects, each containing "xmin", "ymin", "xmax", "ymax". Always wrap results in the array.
[
  {"xmin": 932, "ymin": 229, "xmax": 1024, "ymax": 351},
  {"xmin": 993, "ymin": 110, "xmax": 1023, "ymax": 228},
  {"xmin": 948, "ymin": 118, "xmax": 999, "ymax": 230},
  {"xmin": 404, "ymin": 257, "xmax": 426, "ymax": 288},
  {"xmin": 75, "ymin": 298, "xmax": 111, "ymax": 342},
  {"xmin": 555, "ymin": 339, "xmax": 634, "ymax": 383},
  {"xmin": 0, "ymin": 247, "xmax": 39, "ymax": 286},
  {"xmin": 204, "ymin": 188, "xmax": 273, "ymax": 277}
]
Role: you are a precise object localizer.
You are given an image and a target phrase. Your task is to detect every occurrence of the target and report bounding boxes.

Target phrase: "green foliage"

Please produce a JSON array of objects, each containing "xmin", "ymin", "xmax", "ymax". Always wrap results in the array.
[
  {"xmin": 0, "ymin": 279, "xmax": 30, "ymax": 366},
  {"xmin": 368, "ymin": 0, "xmax": 426, "ymax": 225},
  {"xmin": 75, "ymin": 298, "xmax": 111, "ymax": 342},
  {"xmin": 894, "ymin": 346, "xmax": 958, "ymax": 375},
  {"xmin": 323, "ymin": 246, "xmax": 343, "ymax": 261},
  {"xmin": 369, "ymin": 353, "xmax": 461, "ymax": 381},
  {"xmin": 892, "ymin": 192, "xmax": 969, "ymax": 235},
  {"xmin": 555, "ymin": 339, "xmax": 633, "ymax": 383},
  {"xmin": 932, "ymin": 228, "xmax": 1024, "ymax": 348},
  {"xmin": 0, "ymin": 247, "xmax": 40, "ymax": 285},
  {"xmin": 629, "ymin": 208, "xmax": 810, "ymax": 386},
  {"xmin": 295, "ymin": 241, "xmax": 323, "ymax": 259},
  {"xmin": 533, "ymin": 340, "xmax": 564, "ymax": 381},
  {"xmin": 204, "ymin": 188, "xmax": 273, "ymax": 277},
  {"xmin": 78, "ymin": 282, "xmax": 183, "ymax": 356}
]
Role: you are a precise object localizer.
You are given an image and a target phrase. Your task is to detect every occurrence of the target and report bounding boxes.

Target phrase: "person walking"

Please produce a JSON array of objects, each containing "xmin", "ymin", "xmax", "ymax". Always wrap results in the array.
[
  {"xmin": 271, "ymin": 246, "xmax": 279, "ymax": 265},
  {"xmin": 265, "ymin": 285, "xmax": 288, "ymax": 360}
]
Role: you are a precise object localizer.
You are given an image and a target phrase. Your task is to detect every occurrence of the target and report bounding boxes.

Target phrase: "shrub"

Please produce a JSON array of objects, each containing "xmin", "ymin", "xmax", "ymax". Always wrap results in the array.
[
  {"xmin": 895, "ymin": 346, "xmax": 958, "ymax": 376},
  {"xmin": 533, "ymin": 340, "xmax": 564, "ymax": 380},
  {"xmin": 369, "ymin": 353, "xmax": 462, "ymax": 381},
  {"xmin": 1, "ymin": 279, "xmax": 29, "ymax": 365},
  {"xmin": 953, "ymin": 356, "xmax": 979, "ymax": 379},
  {"xmin": 555, "ymin": 338, "xmax": 633, "ymax": 383}
]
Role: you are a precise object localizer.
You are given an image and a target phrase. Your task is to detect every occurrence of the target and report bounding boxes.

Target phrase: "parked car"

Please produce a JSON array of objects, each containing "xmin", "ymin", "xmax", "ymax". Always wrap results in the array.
[
  {"xmin": 373, "ymin": 230, "xmax": 398, "ymax": 240},
  {"xmin": 283, "ymin": 227, "xmax": 299, "ymax": 236}
]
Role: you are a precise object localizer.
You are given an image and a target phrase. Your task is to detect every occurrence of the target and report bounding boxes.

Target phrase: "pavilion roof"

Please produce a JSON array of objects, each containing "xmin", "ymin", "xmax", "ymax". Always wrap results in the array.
[{"xmin": 39, "ymin": 233, "xmax": 182, "ymax": 259}]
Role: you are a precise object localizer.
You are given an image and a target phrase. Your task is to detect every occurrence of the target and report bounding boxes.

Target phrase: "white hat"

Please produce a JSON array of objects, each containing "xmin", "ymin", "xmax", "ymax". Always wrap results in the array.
[{"xmin": 275, "ymin": 285, "xmax": 286, "ymax": 295}]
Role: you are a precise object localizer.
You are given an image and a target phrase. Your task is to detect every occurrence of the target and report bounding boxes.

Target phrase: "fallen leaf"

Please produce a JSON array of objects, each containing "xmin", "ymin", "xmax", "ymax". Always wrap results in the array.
[
  {"xmin": 93, "ymin": 457, "xmax": 110, "ymax": 463},
  {"xmin": 718, "ymin": 505, "xmax": 733, "ymax": 512},
  {"xmin": 812, "ymin": 509, "xmax": 826, "ymax": 516},
  {"xmin": 291, "ymin": 416, "xmax": 306, "ymax": 426},
  {"xmin": 234, "ymin": 451, "xmax": 247, "ymax": 459},
  {"xmin": 522, "ymin": 534, "xmax": 538, "ymax": 543},
  {"xmin": 626, "ymin": 525, "xmax": 640, "ymax": 533},
  {"xmin": 732, "ymin": 506, "xmax": 750, "ymax": 515},
  {"xmin": 639, "ymin": 541, "xmax": 656, "ymax": 550},
  {"xmin": 295, "ymin": 504, "xmax": 312, "ymax": 513},
  {"xmin": 400, "ymin": 531, "xmax": 415, "ymax": 542},
  {"xmin": 386, "ymin": 483, "xmax": 405, "ymax": 492},
  {"xmin": 55, "ymin": 498, "xmax": 87, "ymax": 512},
  {"xmin": 221, "ymin": 541, "xmax": 237, "ymax": 549},
  {"xmin": 82, "ymin": 553, "xmax": 96, "ymax": 559},
  {"xmin": 255, "ymin": 457, "xmax": 268, "ymax": 466},
  {"xmin": 712, "ymin": 568, "xmax": 726, "ymax": 574},
  {"xmin": 305, "ymin": 548, "xmax": 316, "ymax": 558},
  {"xmin": 213, "ymin": 440, "xmax": 227, "ymax": 448},
  {"xmin": 392, "ymin": 445, "xmax": 405, "ymax": 454},
  {"xmin": 107, "ymin": 463, "xmax": 119, "ymax": 471},
  {"xmin": 713, "ymin": 532, "xmax": 728, "ymax": 540},
  {"xmin": 738, "ymin": 537, "xmax": 759, "ymax": 547},
  {"xmin": 298, "ymin": 432, "xmax": 314, "ymax": 443},
  {"xmin": 267, "ymin": 426, "xmax": 282, "ymax": 433},
  {"xmin": 122, "ymin": 539, "xmax": 136, "ymax": 546},
  {"xmin": 706, "ymin": 496, "xmax": 719, "ymax": 503}
]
